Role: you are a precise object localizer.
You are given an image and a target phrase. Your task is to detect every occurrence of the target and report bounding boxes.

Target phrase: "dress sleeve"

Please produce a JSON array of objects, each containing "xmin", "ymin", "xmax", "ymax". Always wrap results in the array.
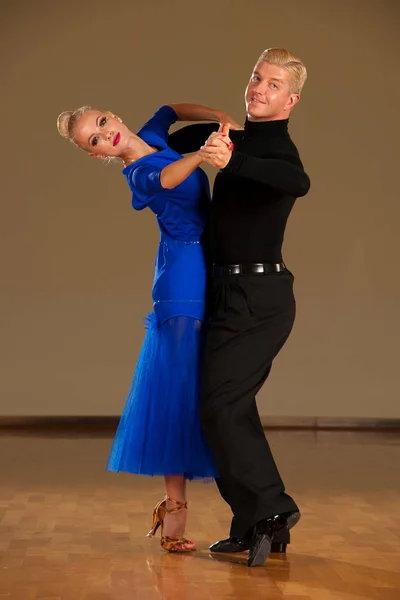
[
  {"xmin": 222, "ymin": 152, "xmax": 311, "ymax": 198},
  {"xmin": 168, "ymin": 123, "xmax": 219, "ymax": 154},
  {"xmin": 137, "ymin": 105, "xmax": 179, "ymax": 145},
  {"xmin": 126, "ymin": 164, "xmax": 165, "ymax": 211}
]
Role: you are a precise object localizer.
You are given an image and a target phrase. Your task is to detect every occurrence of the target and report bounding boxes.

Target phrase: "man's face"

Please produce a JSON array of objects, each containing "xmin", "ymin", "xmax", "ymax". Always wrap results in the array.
[{"xmin": 245, "ymin": 61, "xmax": 300, "ymax": 121}]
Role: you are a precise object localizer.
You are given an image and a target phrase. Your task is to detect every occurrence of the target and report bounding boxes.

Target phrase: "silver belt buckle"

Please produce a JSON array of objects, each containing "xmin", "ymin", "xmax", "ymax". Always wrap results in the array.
[{"xmin": 230, "ymin": 264, "xmax": 241, "ymax": 275}]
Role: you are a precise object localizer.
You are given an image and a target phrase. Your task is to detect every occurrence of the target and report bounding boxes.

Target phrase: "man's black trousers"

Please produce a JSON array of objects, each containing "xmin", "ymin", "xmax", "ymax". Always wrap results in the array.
[{"xmin": 201, "ymin": 270, "xmax": 299, "ymax": 538}]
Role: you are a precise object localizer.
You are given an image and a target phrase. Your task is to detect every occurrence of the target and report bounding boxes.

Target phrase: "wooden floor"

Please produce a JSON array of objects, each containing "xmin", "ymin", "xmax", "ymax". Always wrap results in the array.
[{"xmin": 0, "ymin": 430, "xmax": 399, "ymax": 599}]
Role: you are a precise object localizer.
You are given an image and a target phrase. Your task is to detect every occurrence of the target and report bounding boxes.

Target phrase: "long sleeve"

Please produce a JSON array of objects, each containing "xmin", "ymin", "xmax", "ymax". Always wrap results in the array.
[
  {"xmin": 222, "ymin": 151, "xmax": 311, "ymax": 198},
  {"xmin": 168, "ymin": 123, "xmax": 219, "ymax": 154}
]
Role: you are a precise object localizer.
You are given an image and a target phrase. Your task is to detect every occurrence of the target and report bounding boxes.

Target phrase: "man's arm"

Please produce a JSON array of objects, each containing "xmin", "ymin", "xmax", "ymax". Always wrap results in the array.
[
  {"xmin": 168, "ymin": 123, "xmax": 219, "ymax": 154},
  {"xmin": 198, "ymin": 134, "xmax": 310, "ymax": 197},
  {"xmin": 223, "ymin": 152, "xmax": 311, "ymax": 197}
]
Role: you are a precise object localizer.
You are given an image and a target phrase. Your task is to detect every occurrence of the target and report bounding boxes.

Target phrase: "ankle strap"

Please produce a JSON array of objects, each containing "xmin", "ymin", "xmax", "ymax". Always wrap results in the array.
[{"xmin": 165, "ymin": 496, "xmax": 188, "ymax": 513}]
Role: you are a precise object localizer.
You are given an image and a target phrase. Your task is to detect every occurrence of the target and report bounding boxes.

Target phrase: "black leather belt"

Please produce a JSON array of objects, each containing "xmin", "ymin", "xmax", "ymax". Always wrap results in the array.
[{"xmin": 212, "ymin": 262, "xmax": 286, "ymax": 277}]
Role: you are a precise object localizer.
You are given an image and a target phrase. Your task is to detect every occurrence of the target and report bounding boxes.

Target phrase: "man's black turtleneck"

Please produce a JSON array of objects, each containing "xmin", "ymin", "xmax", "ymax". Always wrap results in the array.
[{"xmin": 168, "ymin": 117, "xmax": 310, "ymax": 264}]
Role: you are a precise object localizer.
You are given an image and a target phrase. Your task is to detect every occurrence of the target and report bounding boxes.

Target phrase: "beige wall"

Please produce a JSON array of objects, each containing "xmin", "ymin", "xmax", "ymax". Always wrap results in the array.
[{"xmin": 0, "ymin": 0, "xmax": 399, "ymax": 417}]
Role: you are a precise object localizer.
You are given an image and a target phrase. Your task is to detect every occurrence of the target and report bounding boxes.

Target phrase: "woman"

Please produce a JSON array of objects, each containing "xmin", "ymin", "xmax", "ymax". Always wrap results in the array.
[{"xmin": 56, "ymin": 103, "xmax": 239, "ymax": 553}]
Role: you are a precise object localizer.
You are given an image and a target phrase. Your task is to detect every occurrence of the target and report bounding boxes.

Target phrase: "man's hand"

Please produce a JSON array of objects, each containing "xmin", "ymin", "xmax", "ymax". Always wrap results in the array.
[{"xmin": 197, "ymin": 123, "xmax": 234, "ymax": 169}]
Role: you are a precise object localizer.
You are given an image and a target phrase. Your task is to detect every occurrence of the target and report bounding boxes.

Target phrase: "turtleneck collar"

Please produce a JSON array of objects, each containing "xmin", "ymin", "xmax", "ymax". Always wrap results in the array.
[{"xmin": 244, "ymin": 118, "xmax": 289, "ymax": 137}]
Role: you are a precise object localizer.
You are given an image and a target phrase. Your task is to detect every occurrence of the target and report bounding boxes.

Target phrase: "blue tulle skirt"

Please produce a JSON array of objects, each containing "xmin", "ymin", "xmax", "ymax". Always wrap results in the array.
[{"xmin": 106, "ymin": 313, "xmax": 218, "ymax": 481}]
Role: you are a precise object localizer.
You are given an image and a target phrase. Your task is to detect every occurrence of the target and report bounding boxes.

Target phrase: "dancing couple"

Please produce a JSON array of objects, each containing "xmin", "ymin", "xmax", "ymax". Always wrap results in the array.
[{"xmin": 57, "ymin": 47, "xmax": 310, "ymax": 567}]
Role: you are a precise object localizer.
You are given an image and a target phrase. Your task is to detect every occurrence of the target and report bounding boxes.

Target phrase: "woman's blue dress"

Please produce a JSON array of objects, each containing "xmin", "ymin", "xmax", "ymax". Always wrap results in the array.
[{"xmin": 106, "ymin": 106, "xmax": 218, "ymax": 480}]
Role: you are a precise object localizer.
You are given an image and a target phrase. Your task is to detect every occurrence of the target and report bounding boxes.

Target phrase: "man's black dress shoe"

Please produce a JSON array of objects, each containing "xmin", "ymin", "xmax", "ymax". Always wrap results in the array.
[
  {"xmin": 209, "ymin": 536, "xmax": 288, "ymax": 554},
  {"xmin": 209, "ymin": 536, "xmax": 251, "ymax": 553},
  {"xmin": 209, "ymin": 510, "xmax": 300, "ymax": 556},
  {"xmin": 247, "ymin": 510, "xmax": 300, "ymax": 567}
]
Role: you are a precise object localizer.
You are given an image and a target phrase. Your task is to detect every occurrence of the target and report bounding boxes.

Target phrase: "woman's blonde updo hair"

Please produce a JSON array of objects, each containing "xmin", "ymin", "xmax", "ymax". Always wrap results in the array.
[{"xmin": 56, "ymin": 106, "xmax": 92, "ymax": 144}]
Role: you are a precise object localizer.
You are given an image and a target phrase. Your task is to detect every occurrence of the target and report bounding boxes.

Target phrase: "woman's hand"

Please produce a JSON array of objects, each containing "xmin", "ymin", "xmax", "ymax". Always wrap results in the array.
[
  {"xmin": 197, "ymin": 123, "xmax": 234, "ymax": 169},
  {"xmin": 225, "ymin": 116, "xmax": 244, "ymax": 131}
]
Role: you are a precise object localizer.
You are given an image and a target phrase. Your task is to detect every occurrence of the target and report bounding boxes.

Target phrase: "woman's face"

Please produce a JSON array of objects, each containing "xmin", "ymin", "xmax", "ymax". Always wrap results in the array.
[{"xmin": 73, "ymin": 110, "xmax": 134, "ymax": 157}]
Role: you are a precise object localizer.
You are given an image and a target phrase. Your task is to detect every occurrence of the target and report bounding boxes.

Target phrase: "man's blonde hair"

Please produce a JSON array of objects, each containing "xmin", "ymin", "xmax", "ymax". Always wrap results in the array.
[{"xmin": 257, "ymin": 48, "xmax": 307, "ymax": 94}]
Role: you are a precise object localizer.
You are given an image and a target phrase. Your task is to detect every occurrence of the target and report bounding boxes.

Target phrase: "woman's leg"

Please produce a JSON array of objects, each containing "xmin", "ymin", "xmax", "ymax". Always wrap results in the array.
[{"xmin": 162, "ymin": 475, "xmax": 195, "ymax": 548}]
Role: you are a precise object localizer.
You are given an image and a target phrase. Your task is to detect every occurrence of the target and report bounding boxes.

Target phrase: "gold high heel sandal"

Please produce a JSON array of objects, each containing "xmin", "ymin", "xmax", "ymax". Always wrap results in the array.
[{"xmin": 147, "ymin": 496, "xmax": 196, "ymax": 552}]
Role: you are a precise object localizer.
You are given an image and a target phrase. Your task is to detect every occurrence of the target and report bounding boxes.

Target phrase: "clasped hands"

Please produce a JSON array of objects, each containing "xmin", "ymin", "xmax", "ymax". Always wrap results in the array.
[{"xmin": 197, "ymin": 122, "xmax": 235, "ymax": 169}]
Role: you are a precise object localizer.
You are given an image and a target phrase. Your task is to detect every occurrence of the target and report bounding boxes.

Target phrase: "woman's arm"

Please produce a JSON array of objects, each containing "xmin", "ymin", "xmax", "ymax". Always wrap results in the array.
[
  {"xmin": 168, "ymin": 103, "xmax": 243, "ymax": 130},
  {"xmin": 166, "ymin": 104, "xmax": 243, "ymax": 155},
  {"xmin": 129, "ymin": 153, "xmax": 204, "ymax": 210},
  {"xmin": 160, "ymin": 153, "xmax": 203, "ymax": 189}
]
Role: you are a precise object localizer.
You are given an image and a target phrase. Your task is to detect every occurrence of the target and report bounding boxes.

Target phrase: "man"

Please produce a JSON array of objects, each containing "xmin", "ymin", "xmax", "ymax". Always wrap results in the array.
[{"xmin": 169, "ymin": 48, "xmax": 310, "ymax": 567}]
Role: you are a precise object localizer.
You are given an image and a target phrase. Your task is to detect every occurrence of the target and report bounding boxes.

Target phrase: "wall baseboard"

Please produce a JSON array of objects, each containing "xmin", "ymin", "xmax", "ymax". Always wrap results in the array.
[
  {"xmin": 260, "ymin": 416, "xmax": 400, "ymax": 430},
  {"xmin": 0, "ymin": 416, "xmax": 399, "ymax": 431}
]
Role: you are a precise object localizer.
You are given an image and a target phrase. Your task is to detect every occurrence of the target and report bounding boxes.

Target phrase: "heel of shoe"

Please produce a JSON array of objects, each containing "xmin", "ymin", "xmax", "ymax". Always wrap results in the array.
[
  {"xmin": 272, "ymin": 528, "xmax": 290, "ymax": 545},
  {"xmin": 147, "ymin": 519, "xmax": 161, "ymax": 538},
  {"xmin": 147, "ymin": 498, "xmax": 166, "ymax": 538},
  {"xmin": 271, "ymin": 542, "xmax": 287, "ymax": 553}
]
